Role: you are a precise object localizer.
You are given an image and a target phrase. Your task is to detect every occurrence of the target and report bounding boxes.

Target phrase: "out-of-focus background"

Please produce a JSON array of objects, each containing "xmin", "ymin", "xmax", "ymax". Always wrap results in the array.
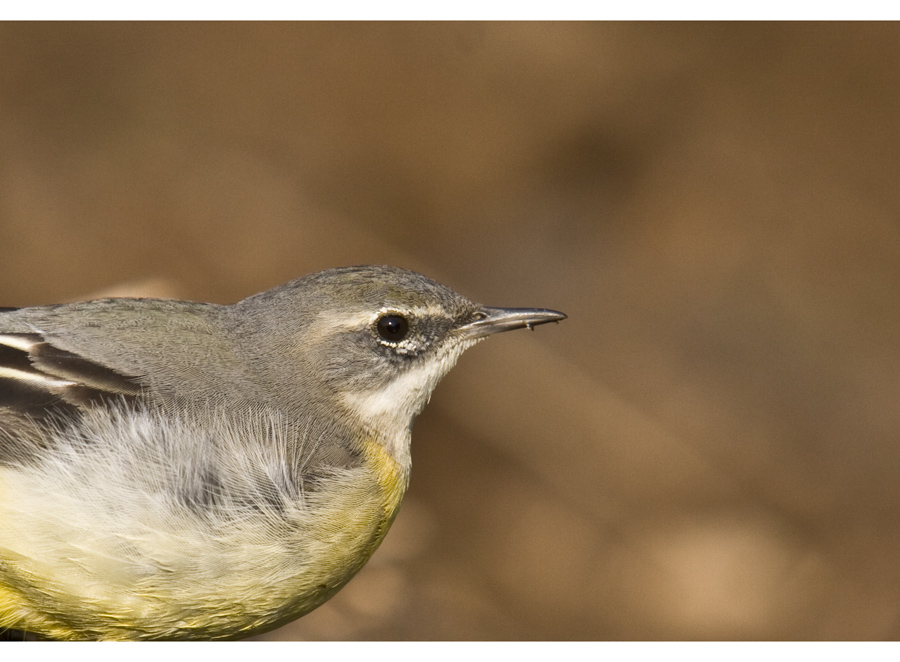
[{"xmin": 1, "ymin": 22, "xmax": 899, "ymax": 640}]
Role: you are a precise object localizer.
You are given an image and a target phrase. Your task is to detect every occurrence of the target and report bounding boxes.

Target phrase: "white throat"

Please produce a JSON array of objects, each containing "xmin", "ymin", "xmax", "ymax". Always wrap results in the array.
[{"xmin": 340, "ymin": 341, "xmax": 477, "ymax": 466}]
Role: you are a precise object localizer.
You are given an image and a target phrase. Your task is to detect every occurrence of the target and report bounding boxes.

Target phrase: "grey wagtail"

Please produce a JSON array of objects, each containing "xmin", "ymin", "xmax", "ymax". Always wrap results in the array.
[{"xmin": 0, "ymin": 265, "xmax": 565, "ymax": 640}]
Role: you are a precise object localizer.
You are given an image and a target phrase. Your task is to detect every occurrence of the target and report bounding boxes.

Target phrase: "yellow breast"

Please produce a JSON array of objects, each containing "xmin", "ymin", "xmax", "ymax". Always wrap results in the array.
[{"xmin": 0, "ymin": 436, "xmax": 410, "ymax": 640}]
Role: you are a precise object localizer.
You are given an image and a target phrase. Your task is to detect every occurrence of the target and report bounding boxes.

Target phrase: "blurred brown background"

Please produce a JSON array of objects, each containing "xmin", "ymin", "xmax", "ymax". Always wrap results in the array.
[{"xmin": 1, "ymin": 22, "xmax": 899, "ymax": 640}]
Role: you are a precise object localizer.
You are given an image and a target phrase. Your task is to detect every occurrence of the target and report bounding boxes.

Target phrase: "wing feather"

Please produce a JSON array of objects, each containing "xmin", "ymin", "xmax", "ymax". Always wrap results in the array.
[{"xmin": 0, "ymin": 332, "xmax": 145, "ymax": 463}]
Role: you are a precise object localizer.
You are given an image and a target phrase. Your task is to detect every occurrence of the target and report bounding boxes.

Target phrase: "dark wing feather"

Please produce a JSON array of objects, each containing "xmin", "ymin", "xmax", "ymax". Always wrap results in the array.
[
  {"xmin": 28, "ymin": 340, "xmax": 144, "ymax": 401},
  {"xmin": 0, "ymin": 332, "xmax": 145, "ymax": 463}
]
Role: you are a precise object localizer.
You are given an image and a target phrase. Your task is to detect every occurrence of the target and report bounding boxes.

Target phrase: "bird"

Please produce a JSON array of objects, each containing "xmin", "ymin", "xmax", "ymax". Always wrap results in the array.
[{"xmin": 0, "ymin": 265, "xmax": 565, "ymax": 640}]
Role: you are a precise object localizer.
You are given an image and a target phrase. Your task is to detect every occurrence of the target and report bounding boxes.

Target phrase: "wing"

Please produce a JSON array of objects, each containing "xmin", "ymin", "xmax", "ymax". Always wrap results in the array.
[{"xmin": 0, "ymin": 330, "xmax": 144, "ymax": 463}]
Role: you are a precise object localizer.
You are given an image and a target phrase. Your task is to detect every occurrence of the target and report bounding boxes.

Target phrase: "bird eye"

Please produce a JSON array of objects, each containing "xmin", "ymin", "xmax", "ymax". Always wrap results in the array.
[{"xmin": 376, "ymin": 314, "xmax": 409, "ymax": 343}]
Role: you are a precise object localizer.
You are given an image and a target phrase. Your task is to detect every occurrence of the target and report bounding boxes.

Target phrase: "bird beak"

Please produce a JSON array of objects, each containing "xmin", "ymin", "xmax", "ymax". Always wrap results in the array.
[{"xmin": 456, "ymin": 306, "xmax": 567, "ymax": 340}]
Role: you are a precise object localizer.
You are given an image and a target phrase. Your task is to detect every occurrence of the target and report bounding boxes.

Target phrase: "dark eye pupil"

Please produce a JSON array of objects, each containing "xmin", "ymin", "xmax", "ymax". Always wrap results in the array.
[{"xmin": 376, "ymin": 314, "xmax": 409, "ymax": 342}]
